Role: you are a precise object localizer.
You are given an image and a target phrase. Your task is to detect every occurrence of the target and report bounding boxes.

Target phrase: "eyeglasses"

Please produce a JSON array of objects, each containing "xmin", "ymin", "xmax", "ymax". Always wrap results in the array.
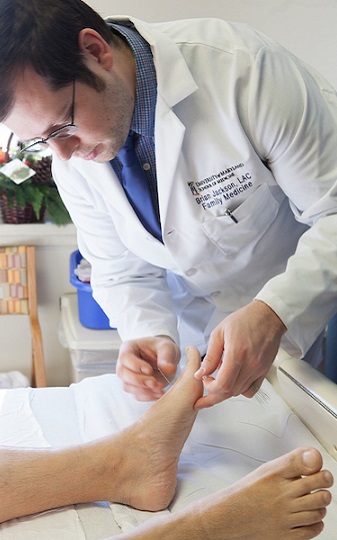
[{"xmin": 20, "ymin": 80, "xmax": 78, "ymax": 154}]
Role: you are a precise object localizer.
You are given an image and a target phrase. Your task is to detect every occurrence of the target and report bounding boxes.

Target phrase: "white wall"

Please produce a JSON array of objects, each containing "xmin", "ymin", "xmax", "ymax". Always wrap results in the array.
[{"xmin": 87, "ymin": 0, "xmax": 337, "ymax": 88}]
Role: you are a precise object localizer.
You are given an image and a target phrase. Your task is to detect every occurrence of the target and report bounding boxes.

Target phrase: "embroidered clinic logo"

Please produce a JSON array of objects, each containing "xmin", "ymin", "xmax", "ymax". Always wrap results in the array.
[
  {"xmin": 187, "ymin": 163, "xmax": 254, "ymax": 211},
  {"xmin": 187, "ymin": 181, "xmax": 200, "ymax": 196}
]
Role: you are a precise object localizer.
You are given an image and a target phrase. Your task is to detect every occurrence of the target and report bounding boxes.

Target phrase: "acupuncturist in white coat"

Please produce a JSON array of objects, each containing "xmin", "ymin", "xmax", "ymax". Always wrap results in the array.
[{"xmin": 3, "ymin": 2, "xmax": 337, "ymax": 408}]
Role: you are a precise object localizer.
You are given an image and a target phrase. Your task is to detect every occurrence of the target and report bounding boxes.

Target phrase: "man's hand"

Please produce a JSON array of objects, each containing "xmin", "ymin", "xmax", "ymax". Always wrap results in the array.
[
  {"xmin": 116, "ymin": 336, "xmax": 180, "ymax": 401},
  {"xmin": 194, "ymin": 300, "xmax": 286, "ymax": 409}
]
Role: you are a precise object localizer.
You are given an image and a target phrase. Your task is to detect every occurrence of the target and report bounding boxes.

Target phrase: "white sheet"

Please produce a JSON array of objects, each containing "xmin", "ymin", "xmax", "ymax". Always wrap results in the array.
[{"xmin": 0, "ymin": 375, "xmax": 336, "ymax": 539}]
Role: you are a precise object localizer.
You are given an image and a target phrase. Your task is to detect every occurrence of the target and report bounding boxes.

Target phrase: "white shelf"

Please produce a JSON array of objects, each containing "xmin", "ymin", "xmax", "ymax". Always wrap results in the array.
[{"xmin": 0, "ymin": 223, "xmax": 77, "ymax": 246}]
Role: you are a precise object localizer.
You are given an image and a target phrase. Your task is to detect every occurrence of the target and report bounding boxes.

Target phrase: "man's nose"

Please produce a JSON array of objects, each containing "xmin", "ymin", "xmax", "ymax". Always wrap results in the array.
[{"xmin": 48, "ymin": 136, "xmax": 79, "ymax": 161}]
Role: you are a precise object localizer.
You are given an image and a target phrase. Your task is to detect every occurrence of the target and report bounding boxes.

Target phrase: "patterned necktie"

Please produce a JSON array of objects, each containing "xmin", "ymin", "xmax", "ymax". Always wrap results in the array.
[{"xmin": 117, "ymin": 131, "xmax": 162, "ymax": 241}]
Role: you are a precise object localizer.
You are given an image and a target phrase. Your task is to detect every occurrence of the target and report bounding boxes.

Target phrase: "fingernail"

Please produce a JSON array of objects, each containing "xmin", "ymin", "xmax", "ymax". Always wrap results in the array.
[
  {"xmin": 194, "ymin": 368, "xmax": 205, "ymax": 378},
  {"xmin": 144, "ymin": 379, "xmax": 157, "ymax": 389}
]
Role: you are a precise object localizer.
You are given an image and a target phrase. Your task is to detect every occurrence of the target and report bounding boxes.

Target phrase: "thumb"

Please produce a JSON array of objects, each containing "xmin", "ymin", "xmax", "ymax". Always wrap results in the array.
[
  {"xmin": 194, "ymin": 331, "xmax": 225, "ymax": 379},
  {"xmin": 157, "ymin": 339, "xmax": 180, "ymax": 378},
  {"xmin": 194, "ymin": 351, "xmax": 223, "ymax": 380}
]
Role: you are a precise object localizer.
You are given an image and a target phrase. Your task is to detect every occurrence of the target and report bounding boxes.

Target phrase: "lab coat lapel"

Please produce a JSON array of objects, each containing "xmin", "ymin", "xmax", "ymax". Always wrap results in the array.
[{"xmin": 154, "ymin": 100, "xmax": 186, "ymax": 228}]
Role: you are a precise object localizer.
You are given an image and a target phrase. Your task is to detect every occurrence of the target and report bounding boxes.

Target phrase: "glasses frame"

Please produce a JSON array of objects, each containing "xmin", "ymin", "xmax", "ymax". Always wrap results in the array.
[{"xmin": 20, "ymin": 80, "xmax": 78, "ymax": 154}]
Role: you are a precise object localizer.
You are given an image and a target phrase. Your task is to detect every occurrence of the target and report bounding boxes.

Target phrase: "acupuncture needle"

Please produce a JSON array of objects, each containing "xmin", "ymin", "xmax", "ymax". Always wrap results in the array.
[
  {"xmin": 249, "ymin": 382, "xmax": 270, "ymax": 404},
  {"xmin": 156, "ymin": 367, "xmax": 171, "ymax": 385}
]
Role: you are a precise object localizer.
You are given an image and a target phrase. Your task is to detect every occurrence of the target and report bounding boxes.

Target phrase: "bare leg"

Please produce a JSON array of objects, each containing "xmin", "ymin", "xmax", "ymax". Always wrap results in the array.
[
  {"xmin": 0, "ymin": 346, "xmax": 203, "ymax": 523},
  {"xmin": 118, "ymin": 447, "xmax": 334, "ymax": 540}
]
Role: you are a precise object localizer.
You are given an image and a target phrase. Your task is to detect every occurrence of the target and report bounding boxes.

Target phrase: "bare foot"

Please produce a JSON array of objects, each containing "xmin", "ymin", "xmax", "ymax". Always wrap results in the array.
[
  {"xmin": 0, "ymin": 347, "xmax": 202, "ymax": 523},
  {"xmin": 192, "ymin": 447, "xmax": 334, "ymax": 540},
  {"xmin": 109, "ymin": 345, "xmax": 203, "ymax": 511}
]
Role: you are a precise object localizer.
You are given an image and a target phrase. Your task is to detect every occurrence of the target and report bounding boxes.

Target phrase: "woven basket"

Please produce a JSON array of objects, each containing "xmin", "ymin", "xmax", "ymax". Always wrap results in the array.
[
  {"xmin": 0, "ymin": 195, "xmax": 45, "ymax": 224},
  {"xmin": 0, "ymin": 133, "xmax": 51, "ymax": 224}
]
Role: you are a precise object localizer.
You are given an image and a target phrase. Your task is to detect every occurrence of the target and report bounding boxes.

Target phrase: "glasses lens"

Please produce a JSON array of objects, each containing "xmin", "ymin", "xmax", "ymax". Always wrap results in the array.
[
  {"xmin": 49, "ymin": 124, "xmax": 78, "ymax": 141},
  {"xmin": 21, "ymin": 141, "xmax": 49, "ymax": 154}
]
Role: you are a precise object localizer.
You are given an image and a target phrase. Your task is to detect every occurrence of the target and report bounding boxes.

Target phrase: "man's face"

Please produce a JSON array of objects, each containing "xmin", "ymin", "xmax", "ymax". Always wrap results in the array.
[{"xmin": 4, "ymin": 65, "xmax": 135, "ymax": 162}]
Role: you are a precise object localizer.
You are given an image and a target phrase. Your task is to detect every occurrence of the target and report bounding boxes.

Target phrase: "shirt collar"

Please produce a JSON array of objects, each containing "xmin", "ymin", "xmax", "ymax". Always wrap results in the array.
[{"xmin": 108, "ymin": 22, "xmax": 157, "ymax": 138}]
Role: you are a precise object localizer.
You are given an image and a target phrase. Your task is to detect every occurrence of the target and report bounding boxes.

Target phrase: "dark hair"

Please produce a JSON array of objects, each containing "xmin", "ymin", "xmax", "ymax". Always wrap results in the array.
[{"xmin": 0, "ymin": 0, "xmax": 119, "ymax": 121}]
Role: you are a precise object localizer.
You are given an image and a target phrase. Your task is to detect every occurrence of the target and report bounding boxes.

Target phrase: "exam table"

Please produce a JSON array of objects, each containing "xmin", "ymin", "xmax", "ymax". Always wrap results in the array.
[{"xmin": 0, "ymin": 350, "xmax": 336, "ymax": 539}]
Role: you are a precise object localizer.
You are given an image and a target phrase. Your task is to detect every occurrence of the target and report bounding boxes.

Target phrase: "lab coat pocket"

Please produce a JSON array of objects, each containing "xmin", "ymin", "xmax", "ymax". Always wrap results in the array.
[{"xmin": 201, "ymin": 183, "xmax": 280, "ymax": 256}]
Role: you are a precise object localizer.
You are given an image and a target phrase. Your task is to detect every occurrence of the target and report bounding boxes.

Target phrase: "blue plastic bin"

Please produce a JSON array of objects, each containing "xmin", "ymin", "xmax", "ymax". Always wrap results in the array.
[{"xmin": 69, "ymin": 250, "xmax": 111, "ymax": 330}]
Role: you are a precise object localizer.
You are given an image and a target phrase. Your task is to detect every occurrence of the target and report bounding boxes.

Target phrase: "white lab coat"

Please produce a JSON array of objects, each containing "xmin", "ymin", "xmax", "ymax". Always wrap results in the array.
[{"xmin": 53, "ymin": 17, "xmax": 337, "ymax": 360}]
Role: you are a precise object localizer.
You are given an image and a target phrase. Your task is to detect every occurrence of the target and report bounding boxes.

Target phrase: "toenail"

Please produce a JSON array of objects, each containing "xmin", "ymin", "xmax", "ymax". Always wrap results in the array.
[
  {"xmin": 323, "ymin": 491, "xmax": 331, "ymax": 504},
  {"xmin": 324, "ymin": 471, "xmax": 333, "ymax": 485},
  {"xmin": 302, "ymin": 450, "xmax": 315, "ymax": 468}
]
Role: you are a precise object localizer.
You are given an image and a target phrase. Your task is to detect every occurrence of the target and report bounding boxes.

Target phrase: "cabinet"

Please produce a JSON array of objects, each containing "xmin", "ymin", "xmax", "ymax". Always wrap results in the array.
[{"xmin": 59, "ymin": 293, "xmax": 121, "ymax": 383}]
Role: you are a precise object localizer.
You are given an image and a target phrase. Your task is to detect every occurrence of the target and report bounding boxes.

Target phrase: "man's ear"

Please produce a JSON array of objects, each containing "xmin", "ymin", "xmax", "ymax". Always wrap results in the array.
[{"xmin": 78, "ymin": 28, "xmax": 113, "ymax": 69}]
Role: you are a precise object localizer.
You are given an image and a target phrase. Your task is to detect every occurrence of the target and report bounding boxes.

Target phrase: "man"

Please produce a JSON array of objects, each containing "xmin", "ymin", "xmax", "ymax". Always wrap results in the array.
[
  {"xmin": 0, "ymin": 347, "xmax": 333, "ymax": 539},
  {"xmin": 2, "ymin": 0, "xmax": 337, "ymax": 407}
]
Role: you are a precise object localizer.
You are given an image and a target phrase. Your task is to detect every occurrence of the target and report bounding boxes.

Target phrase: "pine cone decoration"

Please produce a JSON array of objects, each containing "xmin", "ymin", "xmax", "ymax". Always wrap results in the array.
[{"xmin": 30, "ymin": 156, "xmax": 52, "ymax": 185}]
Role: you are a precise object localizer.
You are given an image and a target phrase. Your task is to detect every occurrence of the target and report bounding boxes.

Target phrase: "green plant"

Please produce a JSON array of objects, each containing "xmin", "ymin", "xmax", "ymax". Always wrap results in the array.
[{"xmin": 0, "ymin": 151, "xmax": 72, "ymax": 226}]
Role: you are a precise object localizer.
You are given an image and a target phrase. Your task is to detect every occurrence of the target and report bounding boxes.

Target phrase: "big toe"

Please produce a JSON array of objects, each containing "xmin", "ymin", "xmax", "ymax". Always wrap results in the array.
[{"xmin": 282, "ymin": 448, "xmax": 323, "ymax": 479}]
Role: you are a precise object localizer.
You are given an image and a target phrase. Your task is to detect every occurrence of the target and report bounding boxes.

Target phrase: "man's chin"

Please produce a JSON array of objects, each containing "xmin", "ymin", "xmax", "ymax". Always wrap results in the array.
[{"xmin": 76, "ymin": 142, "xmax": 119, "ymax": 163}]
